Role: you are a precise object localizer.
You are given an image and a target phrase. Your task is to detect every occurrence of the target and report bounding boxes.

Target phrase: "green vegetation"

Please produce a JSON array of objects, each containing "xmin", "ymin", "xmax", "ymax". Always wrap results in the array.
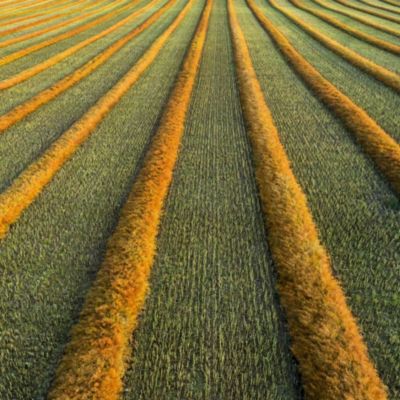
[
  {"xmin": 123, "ymin": 2, "xmax": 299, "ymax": 398},
  {"xmin": 236, "ymin": 0, "xmax": 399, "ymax": 396},
  {"xmin": 0, "ymin": 0, "xmax": 398, "ymax": 398}
]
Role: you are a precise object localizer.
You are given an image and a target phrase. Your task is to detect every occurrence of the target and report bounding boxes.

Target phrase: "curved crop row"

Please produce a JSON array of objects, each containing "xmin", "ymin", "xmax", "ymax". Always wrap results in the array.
[
  {"xmin": 380, "ymin": 0, "xmax": 400, "ymax": 7},
  {"xmin": 358, "ymin": 0, "xmax": 400, "ymax": 14},
  {"xmin": 0, "ymin": 0, "xmax": 125, "ymax": 49},
  {"xmin": 0, "ymin": 12, "xmax": 66, "ymax": 37},
  {"xmin": 248, "ymin": 0, "xmax": 400, "ymax": 191},
  {"xmin": 0, "ymin": 10, "xmax": 55, "ymax": 28},
  {"xmin": 0, "ymin": 0, "xmax": 84, "ymax": 25},
  {"xmin": 0, "ymin": 0, "xmax": 156, "ymax": 89},
  {"xmin": 0, "ymin": 0, "xmax": 69, "ymax": 17},
  {"xmin": 0, "ymin": 0, "xmax": 188, "ymax": 240},
  {"xmin": 269, "ymin": 0, "xmax": 400, "ymax": 91},
  {"xmin": 289, "ymin": 0, "xmax": 400, "ymax": 54},
  {"xmin": 333, "ymin": 0, "xmax": 400, "ymax": 23},
  {"xmin": 0, "ymin": 0, "xmax": 87, "ymax": 28},
  {"xmin": 0, "ymin": 0, "xmax": 43, "ymax": 8},
  {"xmin": 50, "ymin": 1, "xmax": 210, "ymax": 399},
  {"xmin": 0, "ymin": 0, "xmax": 139, "ymax": 67},
  {"xmin": 0, "ymin": 0, "xmax": 168, "ymax": 133},
  {"xmin": 311, "ymin": 0, "xmax": 400, "ymax": 37},
  {"xmin": 228, "ymin": 0, "xmax": 387, "ymax": 398}
]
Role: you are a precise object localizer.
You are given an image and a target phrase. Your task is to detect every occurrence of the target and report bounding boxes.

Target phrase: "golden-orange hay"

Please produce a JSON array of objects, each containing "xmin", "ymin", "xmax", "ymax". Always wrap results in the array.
[
  {"xmin": 47, "ymin": 1, "xmax": 211, "ymax": 399},
  {"xmin": 228, "ymin": 0, "xmax": 388, "ymax": 398},
  {"xmin": 289, "ymin": 0, "xmax": 400, "ymax": 54},
  {"xmin": 0, "ymin": 0, "xmax": 168, "ymax": 133},
  {"xmin": 333, "ymin": 0, "xmax": 400, "ymax": 23},
  {"xmin": 247, "ymin": 0, "xmax": 400, "ymax": 195},
  {"xmin": 270, "ymin": 0, "xmax": 400, "ymax": 91},
  {"xmin": 0, "ymin": 0, "xmax": 153, "ymax": 89}
]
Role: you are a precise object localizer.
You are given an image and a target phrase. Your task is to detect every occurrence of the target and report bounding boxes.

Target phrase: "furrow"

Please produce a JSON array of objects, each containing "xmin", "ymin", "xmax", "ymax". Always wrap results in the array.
[
  {"xmin": 46, "ymin": 1, "xmax": 211, "ymax": 398},
  {"xmin": 229, "ymin": 0, "xmax": 387, "ymax": 398},
  {"xmin": 311, "ymin": 0, "xmax": 400, "ymax": 36},
  {"xmin": 289, "ymin": 0, "xmax": 400, "ymax": 54},
  {"xmin": 270, "ymin": 0, "xmax": 400, "ymax": 90},
  {"xmin": 247, "ymin": 0, "xmax": 400, "ymax": 194}
]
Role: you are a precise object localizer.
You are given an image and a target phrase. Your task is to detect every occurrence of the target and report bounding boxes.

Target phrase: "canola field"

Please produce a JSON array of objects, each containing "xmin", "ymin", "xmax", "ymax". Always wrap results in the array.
[{"xmin": 0, "ymin": 0, "xmax": 399, "ymax": 398}]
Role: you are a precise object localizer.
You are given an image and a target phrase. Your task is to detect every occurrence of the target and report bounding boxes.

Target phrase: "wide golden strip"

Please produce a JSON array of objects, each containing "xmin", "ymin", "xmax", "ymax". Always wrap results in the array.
[
  {"xmin": 0, "ymin": 0, "xmax": 125, "ymax": 49},
  {"xmin": 311, "ymin": 0, "xmax": 400, "ymax": 36},
  {"xmin": 0, "ymin": 0, "xmax": 154, "ymax": 89},
  {"xmin": 269, "ymin": 0, "xmax": 400, "ymax": 91},
  {"xmin": 333, "ymin": 0, "xmax": 400, "ymax": 23},
  {"xmin": 228, "ymin": 0, "xmax": 387, "ymax": 398},
  {"xmin": 47, "ymin": 1, "xmax": 211, "ymax": 399},
  {"xmin": 248, "ymin": 0, "xmax": 400, "ymax": 194},
  {"xmin": 289, "ymin": 0, "xmax": 400, "ymax": 54},
  {"xmin": 0, "ymin": 0, "xmax": 169, "ymax": 133}
]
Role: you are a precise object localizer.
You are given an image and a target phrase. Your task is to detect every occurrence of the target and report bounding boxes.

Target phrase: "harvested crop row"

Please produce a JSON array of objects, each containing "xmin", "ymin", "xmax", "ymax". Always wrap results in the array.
[
  {"xmin": 0, "ymin": 0, "xmax": 50, "ymax": 7},
  {"xmin": 333, "ymin": 0, "xmax": 400, "ymax": 22},
  {"xmin": 311, "ymin": 0, "xmax": 400, "ymax": 36},
  {"xmin": 358, "ymin": 0, "xmax": 400, "ymax": 14},
  {"xmin": 289, "ymin": 0, "xmax": 400, "ymax": 54},
  {"xmin": 0, "ymin": 0, "xmax": 137, "ymax": 67},
  {"xmin": 0, "ymin": 0, "xmax": 156, "ymax": 89},
  {"xmin": 0, "ymin": 0, "xmax": 87, "ymax": 25},
  {"xmin": 122, "ymin": 0, "xmax": 299, "ymax": 396},
  {"xmin": 247, "ymin": 0, "xmax": 400, "ymax": 194},
  {"xmin": 380, "ymin": 0, "xmax": 400, "ymax": 6},
  {"xmin": 0, "ymin": 3, "xmax": 203, "ymax": 399},
  {"xmin": 0, "ymin": 0, "xmax": 125, "ymax": 49},
  {"xmin": 228, "ymin": 0, "xmax": 386, "ymax": 398},
  {"xmin": 0, "ymin": 12, "xmax": 69, "ymax": 37},
  {"xmin": 0, "ymin": 0, "xmax": 42, "ymax": 8},
  {"xmin": 0, "ymin": 0, "xmax": 95, "ymax": 27},
  {"xmin": 0, "ymin": 11, "xmax": 57, "ymax": 28},
  {"xmin": 0, "ymin": 0, "xmax": 169, "ymax": 134},
  {"xmin": 0, "ymin": 0, "xmax": 190, "ymax": 239},
  {"xmin": 47, "ymin": 1, "xmax": 211, "ymax": 398},
  {"xmin": 270, "ymin": 0, "xmax": 400, "ymax": 91},
  {"xmin": 0, "ymin": 0, "xmax": 69, "ymax": 17}
]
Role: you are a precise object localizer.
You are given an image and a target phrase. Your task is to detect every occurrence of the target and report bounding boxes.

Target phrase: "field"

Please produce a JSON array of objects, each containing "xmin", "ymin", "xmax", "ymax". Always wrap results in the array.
[{"xmin": 0, "ymin": 0, "xmax": 399, "ymax": 398}]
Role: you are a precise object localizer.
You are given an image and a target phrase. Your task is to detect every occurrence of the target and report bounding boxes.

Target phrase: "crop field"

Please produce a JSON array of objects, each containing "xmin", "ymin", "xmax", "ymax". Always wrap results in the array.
[{"xmin": 0, "ymin": 0, "xmax": 399, "ymax": 398}]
